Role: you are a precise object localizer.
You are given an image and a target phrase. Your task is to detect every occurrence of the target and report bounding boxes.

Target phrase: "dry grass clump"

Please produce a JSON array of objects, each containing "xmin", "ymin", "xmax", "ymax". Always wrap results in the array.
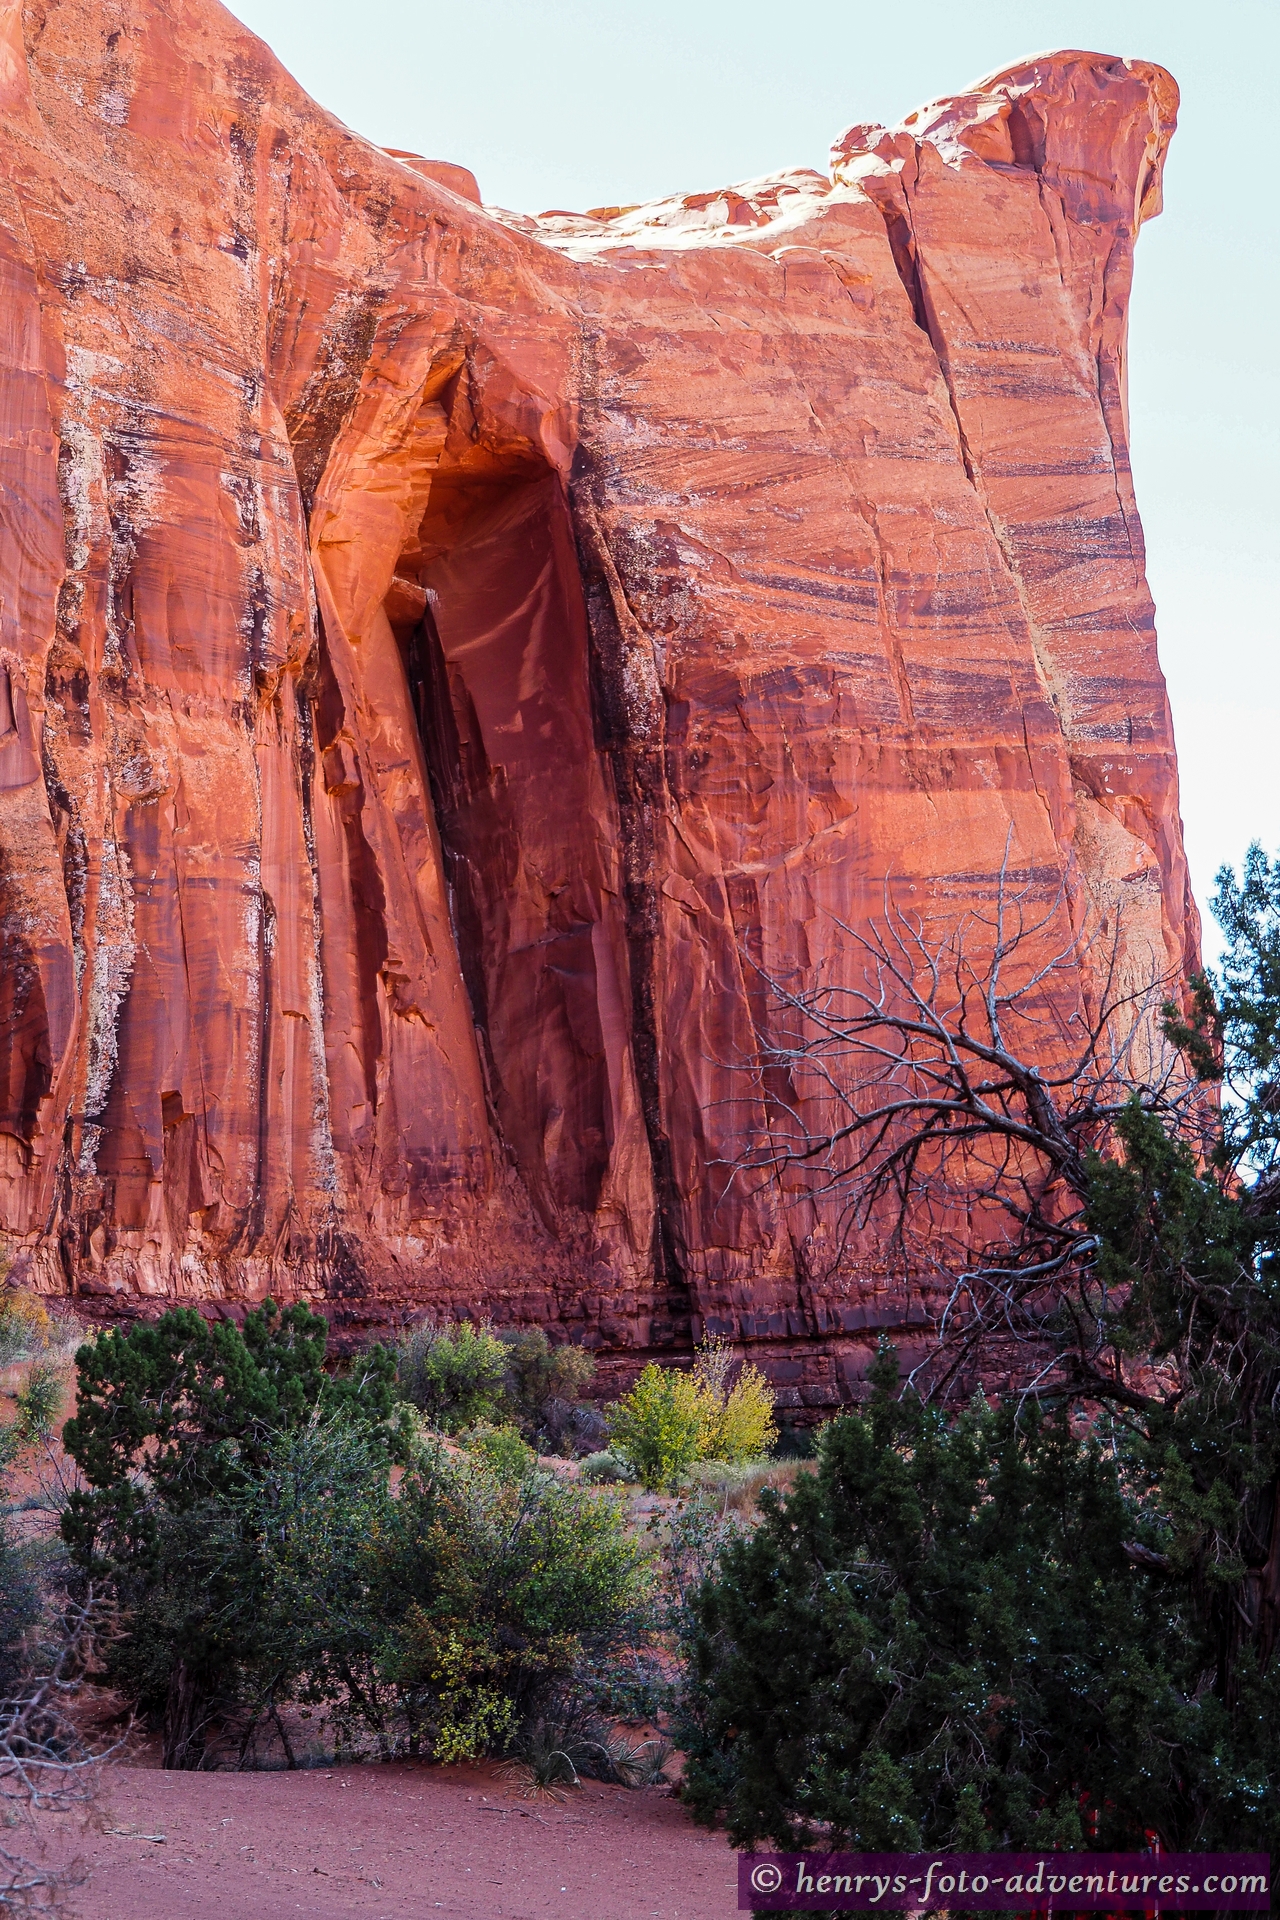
[
  {"xmin": 682, "ymin": 1458, "xmax": 810, "ymax": 1513},
  {"xmin": 0, "ymin": 1283, "xmax": 83, "ymax": 1457},
  {"xmin": 499, "ymin": 1704, "xmax": 673, "ymax": 1800},
  {"xmin": 0, "ymin": 1293, "xmax": 55, "ymax": 1371}
]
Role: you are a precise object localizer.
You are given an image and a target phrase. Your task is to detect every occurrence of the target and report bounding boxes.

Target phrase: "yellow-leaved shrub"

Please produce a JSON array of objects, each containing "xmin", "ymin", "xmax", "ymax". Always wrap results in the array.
[
  {"xmin": 607, "ymin": 1337, "xmax": 778, "ymax": 1488},
  {"xmin": 705, "ymin": 1361, "xmax": 778, "ymax": 1463}
]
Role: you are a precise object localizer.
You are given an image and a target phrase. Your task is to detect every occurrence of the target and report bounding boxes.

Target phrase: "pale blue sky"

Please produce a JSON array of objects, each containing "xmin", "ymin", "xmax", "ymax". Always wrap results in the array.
[{"xmin": 230, "ymin": 0, "xmax": 1278, "ymax": 950}]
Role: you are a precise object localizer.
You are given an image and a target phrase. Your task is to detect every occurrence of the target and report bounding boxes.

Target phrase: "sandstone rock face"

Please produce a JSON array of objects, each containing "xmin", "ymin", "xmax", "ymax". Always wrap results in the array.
[{"xmin": 0, "ymin": 0, "xmax": 1193, "ymax": 1404}]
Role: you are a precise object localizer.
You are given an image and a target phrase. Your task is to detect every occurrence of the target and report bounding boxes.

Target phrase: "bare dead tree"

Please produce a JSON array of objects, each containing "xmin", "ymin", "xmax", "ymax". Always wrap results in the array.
[
  {"xmin": 0, "ymin": 1591, "xmax": 122, "ymax": 1916},
  {"xmin": 725, "ymin": 845, "xmax": 1280, "ymax": 1709},
  {"xmin": 729, "ymin": 851, "xmax": 1214, "ymax": 1405}
]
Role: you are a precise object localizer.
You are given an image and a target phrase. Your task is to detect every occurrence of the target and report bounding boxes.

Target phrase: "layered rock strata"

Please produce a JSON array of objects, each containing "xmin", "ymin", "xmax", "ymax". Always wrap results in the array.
[{"xmin": 0, "ymin": 0, "xmax": 1193, "ymax": 1405}]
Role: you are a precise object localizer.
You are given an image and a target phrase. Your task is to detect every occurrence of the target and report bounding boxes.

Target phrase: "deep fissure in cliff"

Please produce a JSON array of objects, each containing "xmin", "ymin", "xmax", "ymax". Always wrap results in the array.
[{"xmin": 568, "ymin": 466, "xmax": 687, "ymax": 1292}]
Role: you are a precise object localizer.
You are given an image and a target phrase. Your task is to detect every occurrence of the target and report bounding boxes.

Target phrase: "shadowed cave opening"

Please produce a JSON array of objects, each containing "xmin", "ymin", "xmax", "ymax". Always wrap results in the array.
[{"xmin": 384, "ymin": 454, "xmax": 631, "ymax": 1233}]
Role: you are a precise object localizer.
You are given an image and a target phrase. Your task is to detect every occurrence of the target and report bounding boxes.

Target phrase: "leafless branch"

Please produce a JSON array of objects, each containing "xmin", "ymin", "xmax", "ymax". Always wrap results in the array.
[
  {"xmin": 722, "ymin": 850, "xmax": 1213, "ymax": 1402},
  {"xmin": 0, "ymin": 1591, "xmax": 126, "ymax": 1915}
]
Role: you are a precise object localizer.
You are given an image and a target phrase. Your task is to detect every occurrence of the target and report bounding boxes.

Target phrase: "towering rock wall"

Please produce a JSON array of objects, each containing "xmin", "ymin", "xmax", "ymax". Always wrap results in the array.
[{"xmin": 0, "ymin": 0, "xmax": 1194, "ymax": 1406}]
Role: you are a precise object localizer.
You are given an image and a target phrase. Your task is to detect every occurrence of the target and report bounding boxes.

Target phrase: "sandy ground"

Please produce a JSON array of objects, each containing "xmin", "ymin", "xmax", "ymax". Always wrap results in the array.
[{"xmin": 29, "ymin": 1759, "xmax": 738, "ymax": 1920}]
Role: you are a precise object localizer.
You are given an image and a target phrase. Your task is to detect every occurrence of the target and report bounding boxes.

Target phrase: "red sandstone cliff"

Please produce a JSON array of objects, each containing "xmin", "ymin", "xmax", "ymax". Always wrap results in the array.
[{"xmin": 0, "ymin": 0, "xmax": 1194, "ymax": 1405}]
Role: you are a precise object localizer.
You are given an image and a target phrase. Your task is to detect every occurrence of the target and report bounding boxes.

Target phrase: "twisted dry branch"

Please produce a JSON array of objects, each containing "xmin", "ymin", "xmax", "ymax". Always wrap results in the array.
[
  {"xmin": 723, "ymin": 856, "xmax": 1212, "ymax": 1403},
  {"xmin": 0, "ymin": 1591, "xmax": 125, "ymax": 1915}
]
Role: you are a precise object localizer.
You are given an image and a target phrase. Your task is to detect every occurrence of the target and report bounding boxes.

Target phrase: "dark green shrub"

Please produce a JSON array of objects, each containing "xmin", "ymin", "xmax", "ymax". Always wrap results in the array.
[
  {"xmin": 235, "ymin": 1414, "xmax": 400, "ymax": 1760},
  {"xmin": 63, "ymin": 1300, "xmax": 395, "ymax": 1507},
  {"xmin": 375, "ymin": 1447, "xmax": 653, "ymax": 1759},
  {"xmin": 243, "ymin": 1423, "xmax": 653, "ymax": 1763},
  {"xmin": 677, "ymin": 843, "xmax": 1280, "ymax": 1879},
  {"xmin": 462, "ymin": 1422, "xmax": 535, "ymax": 1484},
  {"xmin": 0, "ymin": 1514, "xmax": 40, "ymax": 1701},
  {"xmin": 678, "ymin": 1344, "xmax": 1280, "ymax": 1855},
  {"xmin": 395, "ymin": 1320, "xmax": 507, "ymax": 1433},
  {"xmin": 59, "ymin": 1301, "xmax": 398, "ymax": 1766},
  {"xmin": 57, "ymin": 1300, "xmax": 650, "ymax": 1771},
  {"xmin": 498, "ymin": 1327, "xmax": 597, "ymax": 1448}
]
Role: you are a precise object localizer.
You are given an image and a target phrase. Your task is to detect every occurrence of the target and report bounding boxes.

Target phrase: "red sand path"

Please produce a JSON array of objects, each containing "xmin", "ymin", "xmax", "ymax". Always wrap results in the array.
[{"xmin": 34, "ymin": 1759, "xmax": 738, "ymax": 1920}]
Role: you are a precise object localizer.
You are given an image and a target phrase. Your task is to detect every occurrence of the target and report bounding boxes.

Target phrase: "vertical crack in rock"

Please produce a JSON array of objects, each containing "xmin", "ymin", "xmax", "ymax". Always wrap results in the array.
[
  {"xmin": 0, "ymin": 838, "xmax": 54, "ymax": 1159},
  {"xmin": 286, "ymin": 285, "xmax": 391, "ymax": 514},
  {"xmin": 245, "ymin": 876, "xmax": 275, "ymax": 1252},
  {"xmin": 39, "ymin": 737, "xmax": 88, "ymax": 993},
  {"xmin": 312, "ymin": 613, "xmax": 390, "ymax": 1139},
  {"xmin": 571, "ymin": 469, "xmax": 687, "ymax": 1291},
  {"xmin": 295, "ymin": 633, "xmax": 340, "ymax": 1207},
  {"xmin": 864, "ymin": 169, "xmax": 1076, "ymax": 741},
  {"xmin": 876, "ymin": 194, "xmax": 934, "ymax": 342},
  {"xmin": 872, "ymin": 172, "xmax": 980, "ymax": 489},
  {"xmin": 1091, "ymin": 234, "xmax": 1144, "ymax": 578},
  {"xmin": 79, "ymin": 823, "xmax": 135, "ymax": 1180}
]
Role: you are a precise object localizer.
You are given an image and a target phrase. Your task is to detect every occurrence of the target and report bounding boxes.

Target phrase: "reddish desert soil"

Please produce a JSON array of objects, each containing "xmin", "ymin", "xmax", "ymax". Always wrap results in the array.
[{"xmin": 30, "ymin": 1759, "xmax": 737, "ymax": 1920}]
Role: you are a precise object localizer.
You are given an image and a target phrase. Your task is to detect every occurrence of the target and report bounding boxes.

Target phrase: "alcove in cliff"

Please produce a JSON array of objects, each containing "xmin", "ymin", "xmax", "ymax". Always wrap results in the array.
[{"xmin": 383, "ymin": 450, "xmax": 651, "ymax": 1243}]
